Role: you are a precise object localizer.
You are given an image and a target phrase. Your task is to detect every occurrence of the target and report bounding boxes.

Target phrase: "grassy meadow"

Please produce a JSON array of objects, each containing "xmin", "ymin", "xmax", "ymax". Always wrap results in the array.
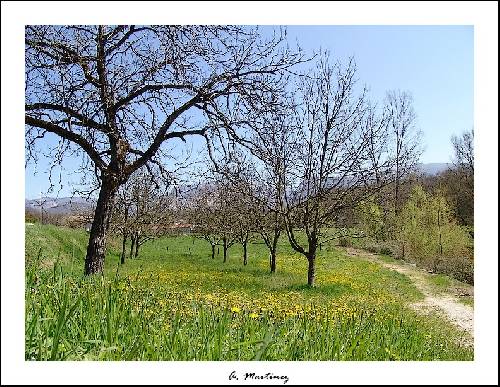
[{"xmin": 25, "ymin": 223, "xmax": 473, "ymax": 360}]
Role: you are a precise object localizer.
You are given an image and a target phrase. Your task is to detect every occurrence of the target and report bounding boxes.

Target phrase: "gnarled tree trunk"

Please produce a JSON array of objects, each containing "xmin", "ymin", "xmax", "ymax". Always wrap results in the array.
[{"xmin": 84, "ymin": 177, "xmax": 118, "ymax": 275}]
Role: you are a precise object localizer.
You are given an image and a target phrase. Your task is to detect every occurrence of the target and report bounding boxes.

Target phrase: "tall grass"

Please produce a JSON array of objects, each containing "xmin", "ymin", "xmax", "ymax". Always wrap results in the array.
[{"xmin": 25, "ymin": 225, "xmax": 473, "ymax": 361}]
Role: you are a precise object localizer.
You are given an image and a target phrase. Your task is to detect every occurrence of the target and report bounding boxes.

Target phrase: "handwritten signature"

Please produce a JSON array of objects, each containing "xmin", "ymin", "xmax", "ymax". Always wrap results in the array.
[{"xmin": 229, "ymin": 371, "xmax": 289, "ymax": 384}]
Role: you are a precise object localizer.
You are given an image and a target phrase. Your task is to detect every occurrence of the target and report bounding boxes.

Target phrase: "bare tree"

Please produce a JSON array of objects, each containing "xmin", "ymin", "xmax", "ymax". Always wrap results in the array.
[
  {"xmin": 189, "ymin": 178, "xmax": 239, "ymax": 263},
  {"xmin": 452, "ymin": 128, "xmax": 474, "ymax": 173},
  {"xmin": 214, "ymin": 178, "xmax": 240, "ymax": 264},
  {"xmin": 384, "ymin": 90, "xmax": 422, "ymax": 217},
  {"xmin": 112, "ymin": 170, "xmax": 173, "ymax": 264},
  {"xmin": 441, "ymin": 128, "xmax": 474, "ymax": 226},
  {"xmin": 256, "ymin": 203, "xmax": 283, "ymax": 273},
  {"xmin": 25, "ymin": 25, "xmax": 303, "ymax": 274},
  {"xmin": 250, "ymin": 112, "xmax": 292, "ymax": 273},
  {"xmin": 229, "ymin": 171, "xmax": 259, "ymax": 266},
  {"xmin": 276, "ymin": 55, "xmax": 405, "ymax": 286},
  {"xmin": 189, "ymin": 184, "xmax": 221, "ymax": 260}
]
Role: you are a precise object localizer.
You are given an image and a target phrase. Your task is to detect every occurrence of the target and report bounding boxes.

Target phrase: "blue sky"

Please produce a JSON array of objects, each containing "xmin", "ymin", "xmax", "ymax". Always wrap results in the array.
[{"xmin": 25, "ymin": 25, "xmax": 474, "ymax": 199}]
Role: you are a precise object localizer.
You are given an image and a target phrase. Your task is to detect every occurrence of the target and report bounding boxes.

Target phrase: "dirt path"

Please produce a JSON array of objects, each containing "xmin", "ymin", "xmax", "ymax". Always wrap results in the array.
[{"xmin": 344, "ymin": 247, "xmax": 474, "ymax": 343}]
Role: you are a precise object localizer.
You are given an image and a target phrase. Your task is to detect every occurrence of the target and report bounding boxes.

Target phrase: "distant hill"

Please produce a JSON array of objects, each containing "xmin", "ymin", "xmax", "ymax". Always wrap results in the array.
[
  {"xmin": 25, "ymin": 196, "xmax": 95, "ymax": 215},
  {"xmin": 25, "ymin": 163, "xmax": 451, "ymax": 215},
  {"xmin": 417, "ymin": 163, "xmax": 452, "ymax": 176}
]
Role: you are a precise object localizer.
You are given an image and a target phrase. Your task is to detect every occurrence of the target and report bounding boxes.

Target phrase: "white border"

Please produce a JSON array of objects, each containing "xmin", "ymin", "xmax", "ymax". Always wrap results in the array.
[{"xmin": 2, "ymin": 1, "xmax": 498, "ymax": 385}]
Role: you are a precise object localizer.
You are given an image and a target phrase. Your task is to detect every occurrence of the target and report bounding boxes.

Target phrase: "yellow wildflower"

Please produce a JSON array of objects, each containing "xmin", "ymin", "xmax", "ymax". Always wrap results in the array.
[
  {"xmin": 249, "ymin": 312, "xmax": 259, "ymax": 319},
  {"xmin": 231, "ymin": 306, "xmax": 241, "ymax": 313}
]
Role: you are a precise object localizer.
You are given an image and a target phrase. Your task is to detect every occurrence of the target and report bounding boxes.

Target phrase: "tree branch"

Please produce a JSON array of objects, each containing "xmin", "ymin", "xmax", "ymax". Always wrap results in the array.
[
  {"xmin": 113, "ymin": 84, "xmax": 195, "ymax": 112},
  {"xmin": 26, "ymin": 103, "xmax": 108, "ymax": 132},
  {"xmin": 25, "ymin": 115, "xmax": 107, "ymax": 171}
]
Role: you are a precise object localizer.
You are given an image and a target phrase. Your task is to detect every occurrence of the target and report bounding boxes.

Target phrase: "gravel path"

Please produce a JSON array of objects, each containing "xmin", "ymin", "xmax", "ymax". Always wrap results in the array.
[{"xmin": 344, "ymin": 247, "xmax": 474, "ymax": 344}]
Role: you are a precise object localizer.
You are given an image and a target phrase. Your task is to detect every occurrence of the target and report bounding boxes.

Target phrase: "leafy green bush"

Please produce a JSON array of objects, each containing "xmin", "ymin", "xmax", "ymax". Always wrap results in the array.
[
  {"xmin": 397, "ymin": 186, "xmax": 473, "ymax": 284},
  {"xmin": 356, "ymin": 198, "xmax": 386, "ymax": 241}
]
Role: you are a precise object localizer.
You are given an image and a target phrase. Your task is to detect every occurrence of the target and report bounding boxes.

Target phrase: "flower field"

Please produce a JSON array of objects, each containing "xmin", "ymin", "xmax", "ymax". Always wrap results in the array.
[{"xmin": 25, "ymin": 224, "xmax": 473, "ymax": 360}]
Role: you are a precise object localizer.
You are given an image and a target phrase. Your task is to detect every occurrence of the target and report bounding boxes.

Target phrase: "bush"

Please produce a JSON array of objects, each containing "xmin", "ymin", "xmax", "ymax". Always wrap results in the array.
[
  {"xmin": 338, "ymin": 237, "xmax": 352, "ymax": 247},
  {"xmin": 363, "ymin": 240, "xmax": 404, "ymax": 259},
  {"xmin": 397, "ymin": 186, "xmax": 473, "ymax": 284}
]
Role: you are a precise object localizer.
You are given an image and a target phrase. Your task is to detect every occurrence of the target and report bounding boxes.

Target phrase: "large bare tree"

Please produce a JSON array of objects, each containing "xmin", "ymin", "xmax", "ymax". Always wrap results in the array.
[{"xmin": 25, "ymin": 25, "xmax": 303, "ymax": 274}]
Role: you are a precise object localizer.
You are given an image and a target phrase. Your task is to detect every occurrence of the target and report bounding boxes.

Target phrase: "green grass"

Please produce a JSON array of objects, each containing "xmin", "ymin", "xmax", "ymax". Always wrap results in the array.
[
  {"xmin": 426, "ymin": 273, "xmax": 474, "ymax": 307},
  {"xmin": 25, "ymin": 224, "xmax": 473, "ymax": 360},
  {"xmin": 458, "ymin": 297, "xmax": 474, "ymax": 307},
  {"xmin": 428, "ymin": 274, "xmax": 453, "ymax": 291}
]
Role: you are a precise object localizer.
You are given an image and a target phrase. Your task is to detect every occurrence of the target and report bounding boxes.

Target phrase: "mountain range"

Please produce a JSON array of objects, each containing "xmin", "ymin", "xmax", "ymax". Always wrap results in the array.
[
  {"xmin": 416, "ymin": 162, "xmax": 451, "ymax": 176},
  {"xmin": 25, "ymin": 163, "xmax": 452, "ymax": 216},
  {"xmin": 25, "ymin": 196, "xmax": 95, "ymax": 215}
]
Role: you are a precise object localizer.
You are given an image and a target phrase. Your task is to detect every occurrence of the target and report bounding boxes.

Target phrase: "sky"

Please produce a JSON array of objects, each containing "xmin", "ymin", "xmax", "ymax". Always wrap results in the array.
[{"xmin": 25, "ymin": 25, "xmax": 474, "ymax": 199}]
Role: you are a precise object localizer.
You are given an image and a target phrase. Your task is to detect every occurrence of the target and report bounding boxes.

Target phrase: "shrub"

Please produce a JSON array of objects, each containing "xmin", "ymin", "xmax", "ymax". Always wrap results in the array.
[
  {"xmin": 356, "ymin": 198, "xmax": 386, "ymax": 241},
  {"xmin": 338, "ymin": 237, "xmax": 352, "ymax": 247},
  {"xmin": 397, "ymin": 186, "xmax": 473, "ymax": 284},
  {"xmin": 362, "ymin": 240, "xmax": 403, "ymax": 259}
]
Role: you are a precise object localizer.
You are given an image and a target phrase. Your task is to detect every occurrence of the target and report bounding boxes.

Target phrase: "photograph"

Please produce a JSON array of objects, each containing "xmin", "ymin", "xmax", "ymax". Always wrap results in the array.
[
  {"xmin": 23, "ymin": 23, "xmax": 475, "ymax": 361},
  {"xmin": 1, "ymin": 1, "xmax": 498, "ymax": 385}
]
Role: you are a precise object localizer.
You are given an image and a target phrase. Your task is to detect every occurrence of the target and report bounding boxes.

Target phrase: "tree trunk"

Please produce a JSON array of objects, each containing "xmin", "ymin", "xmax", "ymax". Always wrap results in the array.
[
  {"xmin": 270, "ymin": 250, "xmax": 276, "ymax": 273},
  {"xmin": 120, "ymin": 206, "xmax": 129, "ymax": 265},
  {"xmin": 211, "ymin": 244, "xmax": 215, "ymax": 259},
  {"xmin": 130, "ymin": 234, "xmax": 136, "ymax": 260},
  {"xmin": 84, "ymin": 178, "xmax": 118, "ymax": 275},
  {"xmin": 223, "ymin": 237, "xmax": 228, "ymax": 263},
  {"xmin": 307, "ymin": 253, "xmax": 316, "ymax": 287},
  {"xmin": 437, "ymin": 207, "xmax": 443, "ymax": 256},
  {"xmin": 135, "ymin": 234, "xmax": 140, "ymax": 258},
  {"xmin": 243, "ymin": 241, "xmax": 248, "ymax": 266},
  {"xmin": 269, "ymin": 232, "xmax": 279, "ymax": 273},
  {"xmin": 120, "ymin": 233, "xmax": 127, "ymax": 265}
]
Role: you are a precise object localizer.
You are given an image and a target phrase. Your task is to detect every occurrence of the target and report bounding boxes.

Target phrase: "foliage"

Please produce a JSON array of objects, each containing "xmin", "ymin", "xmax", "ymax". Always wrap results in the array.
[
  {"xmin": 397, "ymin": 186, "xmax": 473, "ymax": 283},
  {"xmin": 356, "ymin": 198, "xmax": 385, "ymax": 241}
]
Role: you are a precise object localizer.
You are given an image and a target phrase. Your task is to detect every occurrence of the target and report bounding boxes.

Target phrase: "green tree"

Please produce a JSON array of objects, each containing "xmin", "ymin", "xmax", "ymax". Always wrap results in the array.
[
  {"xmin": 398, "ymin": 185, "xmax": 473, "ymax": 282},
  {"xmin": 357, "ymin": 198, "xmax": 385, "ymax": 241}
]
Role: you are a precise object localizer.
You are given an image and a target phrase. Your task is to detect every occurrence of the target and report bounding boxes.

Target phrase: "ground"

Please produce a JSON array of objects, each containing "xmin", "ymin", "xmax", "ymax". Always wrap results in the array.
[
  {"xmin": 344, "ymin": 247, "xmax": 474, "ymax": 346},
  {"xmin": 25, "ymin": 223, "xmax": 474, "ymax": 360}
]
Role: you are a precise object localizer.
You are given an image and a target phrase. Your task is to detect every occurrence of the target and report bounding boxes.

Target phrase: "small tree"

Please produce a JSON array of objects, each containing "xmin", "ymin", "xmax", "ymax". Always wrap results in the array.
[
  {"xmin": 189, "ymin": 184, "xmax": 221, "ymax": 260},
  {"xmin": 190, "ymin": 178, "xmax": 238, "ymax": 263},
  {"xmin": 384, "ymin": 90, "xmax": 423, "ymax": 218},
  {"xmin": 274, "ymin": 55, "xmax": 404, "ymax": 286},
  {"xmin": 112, "ymin": 170, "xmax": 172, "ymax": 263},
  {"xmin": 250, "ymin": 112, "xmax": 290, "ymax": 273}
]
